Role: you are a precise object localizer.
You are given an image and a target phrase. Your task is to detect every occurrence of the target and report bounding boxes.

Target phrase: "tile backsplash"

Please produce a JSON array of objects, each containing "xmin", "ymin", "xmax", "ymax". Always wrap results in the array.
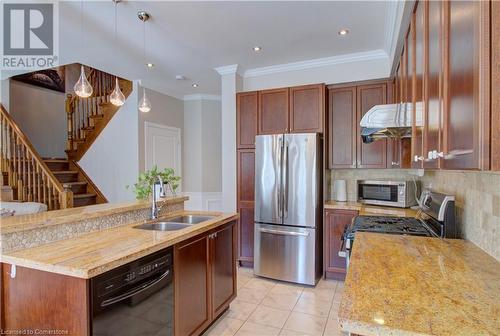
[{"xmin": 327, "ymin": 169, "xmax": 500, "ymax": 261}]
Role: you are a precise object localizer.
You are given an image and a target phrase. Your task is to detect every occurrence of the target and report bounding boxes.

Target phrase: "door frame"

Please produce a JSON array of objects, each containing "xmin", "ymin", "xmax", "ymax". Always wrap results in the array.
[{"xmin": 144, "ymin": 122, "xmax": 182, "ymax": 189}]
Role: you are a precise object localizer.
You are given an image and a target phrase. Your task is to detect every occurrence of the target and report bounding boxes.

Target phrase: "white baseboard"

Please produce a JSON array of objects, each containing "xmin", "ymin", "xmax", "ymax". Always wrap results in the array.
[{"xmin": 183, "ymin": 192, "xmax": 223, "ymax": 212}]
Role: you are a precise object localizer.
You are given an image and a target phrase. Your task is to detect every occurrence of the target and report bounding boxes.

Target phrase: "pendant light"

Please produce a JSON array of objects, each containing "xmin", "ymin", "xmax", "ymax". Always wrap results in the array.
[
  {"xmin": 138, "ymin": 10, "xmax": 152, "ymax": 113},
  {"xmin": 138, "ymin": 87, "xmax": 152, "ymax": 113},
  {"xmin": 74, "ymin": 1, "xmax": 93, "ymax": 98},
  {"xmin": 109, "ymin": 1, "xmax": 125, "ymax": 106}
]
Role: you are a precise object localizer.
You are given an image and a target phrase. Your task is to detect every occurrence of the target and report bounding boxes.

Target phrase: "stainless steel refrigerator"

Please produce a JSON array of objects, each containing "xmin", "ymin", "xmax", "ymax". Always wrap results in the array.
[{"xmin": 254, "ymin": 133, "xmax": 322, "ymax": 285}]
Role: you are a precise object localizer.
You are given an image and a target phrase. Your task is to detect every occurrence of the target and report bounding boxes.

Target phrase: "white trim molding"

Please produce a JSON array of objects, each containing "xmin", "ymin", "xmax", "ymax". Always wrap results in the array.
[
  {"xmin": 385, "ymin": 0, "xmax": 406, "ymax": 63},
  {"xmin": 243, "ymin": 49, "xmax": 388, "ymax": 78},
  {"xmin": 183, "ymin": 94, "xmax": 221, "ymax": 101},
  {"xmin": 183, "ymin": 192, "xmax": 223, "ymax": 212},
  {"xmin": 214, "ymin": 64, "xmax": 239, "ymax": 76}
]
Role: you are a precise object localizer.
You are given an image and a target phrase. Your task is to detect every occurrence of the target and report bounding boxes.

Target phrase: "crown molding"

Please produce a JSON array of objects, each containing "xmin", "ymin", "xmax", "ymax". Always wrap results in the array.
[
  {"xmin": 214, "ymin": 64, "xmax": 239, "ymax": 76},
  {"xmin": 243, "ymin": 50, "xmax": 388, "ymax": 78},
  {"xmin": 385, "ymin": 0, "xmax": 405, "ymax": 61},
  {"xmin": 183, "ymin": 94, "xmax": 221, "ymax": 101}
]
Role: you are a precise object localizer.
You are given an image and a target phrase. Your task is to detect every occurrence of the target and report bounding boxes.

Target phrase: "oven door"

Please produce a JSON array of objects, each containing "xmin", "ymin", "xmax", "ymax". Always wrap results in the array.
[{"xmin": 357, "ymin": 181, "xmax": 403, "ymax": 207}]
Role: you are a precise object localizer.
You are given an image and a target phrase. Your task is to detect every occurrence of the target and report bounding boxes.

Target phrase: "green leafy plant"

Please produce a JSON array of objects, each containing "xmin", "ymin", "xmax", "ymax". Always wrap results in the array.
[{"xmin": 128, "ymin": 165, "xmax": 181, "ymax": 200}]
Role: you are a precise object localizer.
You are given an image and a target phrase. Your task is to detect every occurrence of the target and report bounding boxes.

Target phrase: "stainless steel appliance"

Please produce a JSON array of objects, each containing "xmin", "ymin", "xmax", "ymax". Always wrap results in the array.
[
  {"xmin": 91, "ymin": 248, "xmax": 173, "ymax": 335},
  {"xmin": 357, "ymin": 180, "xmax": 419, "ymax": 208},
  {"xmin": 254, "ymin": 133, "xmax": 322, "ymax": 285},
  {"xmin": 340, "ymin": 190, "xmax": 456, "ymax": 269}
]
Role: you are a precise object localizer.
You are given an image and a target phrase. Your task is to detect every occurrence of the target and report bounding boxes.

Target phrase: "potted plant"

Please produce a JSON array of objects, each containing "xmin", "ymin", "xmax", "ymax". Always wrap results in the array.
[{"xmin": 128, "ymin": 165, "xmax": 181, "ymax": 200}]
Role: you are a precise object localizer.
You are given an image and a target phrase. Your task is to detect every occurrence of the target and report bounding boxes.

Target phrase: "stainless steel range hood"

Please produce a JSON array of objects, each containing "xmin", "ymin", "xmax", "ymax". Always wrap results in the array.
[{"xmin": 359, "ymin": 102, "xmax": 422, "ymax": 143}]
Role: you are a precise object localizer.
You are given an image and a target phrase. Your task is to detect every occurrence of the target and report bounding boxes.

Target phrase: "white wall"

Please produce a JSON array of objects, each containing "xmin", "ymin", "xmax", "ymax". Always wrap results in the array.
[
  {"xmin": 79, "ymin": 81, "xmax": 139, "ymax": 202},
  {"xmin": 0, "ymin": 78, "xmax": 9, "ymax": 111},
  {"xmin": 242, "ymin": 51, "xmax": 391, "ymax": 91},
  {"xmin": 138, "ymin": 86, "xmax": 184, "ymax": 174},
  {"xmin": 183, "ymin": 96, "xmax": 222, "ymax": 211}
]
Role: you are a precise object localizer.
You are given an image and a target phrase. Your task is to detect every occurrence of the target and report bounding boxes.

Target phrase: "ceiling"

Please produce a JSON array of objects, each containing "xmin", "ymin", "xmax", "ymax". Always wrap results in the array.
[{"xmin": 25, "ymin": 1, "xmax": 404, "ymax": 99}]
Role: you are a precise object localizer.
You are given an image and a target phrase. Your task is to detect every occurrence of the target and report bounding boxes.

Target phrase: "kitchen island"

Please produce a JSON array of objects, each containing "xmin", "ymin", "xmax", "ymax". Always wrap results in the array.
[
  {"xmin": 0, "ymin": 196, "xmax": 239, "ymax": 335},
  {"xmin": 338, "ymin": 232, "xmax": 500, "ymax": 336}
]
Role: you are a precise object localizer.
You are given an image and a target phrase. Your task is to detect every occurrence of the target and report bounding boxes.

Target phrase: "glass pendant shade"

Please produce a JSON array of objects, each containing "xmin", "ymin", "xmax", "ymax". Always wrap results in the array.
[
  {"xmin": 74, "ymin": 65, "xmax": 93, "ymax": 98},
  {"xmin": 138, "ymin": 88, "xmax": 152, "ymax": 113},
  {"xmin": 110, "ymin": 78, "xmax": 126, "ymax": 106}
]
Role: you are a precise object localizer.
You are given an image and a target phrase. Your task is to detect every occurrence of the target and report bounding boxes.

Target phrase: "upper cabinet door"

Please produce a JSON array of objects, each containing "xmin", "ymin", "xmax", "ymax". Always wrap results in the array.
[
  {"xmin": 412, "ymin": 4, "xmax": 425, "ymax": 168},
  {"xmin": 356, "ymin": 83, "xmax": 388, "ymax": 168},
  {"xmin": 424, "ymin": 0, "xmax": 442, "ymax": 169},
  {"xmin": 442, "ymin": 0, "xmax": 490, "ymax": 170},
  {"xmin": 289, "ymin": 84, "xmax": 325, "ymax": 133},
  {"xmin": 237, "ymin": 92, "xmax": 258, "ymax": 149},
  {"xmin": 328, "ymin": 86, "xmax": 357, "ymax": 168},
  {"xmin": 258, "ymin": 88, "xmax": 289, "ymax": 134}
]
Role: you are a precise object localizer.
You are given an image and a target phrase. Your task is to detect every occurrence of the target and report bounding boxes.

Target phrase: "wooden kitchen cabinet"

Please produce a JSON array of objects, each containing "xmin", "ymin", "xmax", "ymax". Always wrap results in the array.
[
  {"xmin": 174, "ymin": 220, "xmax": 237, "ymax": 336},
  {"xmin": 492, "ymin": 0, "xmax": 500, "ymax": 170},
  {"xmin": 258, "ymin": 88, "xmax": 289, "ymax": 134},
  {"xmin": 237, "ymin": 149, "xmax": 255, "ymax": 266},
  {"xmin": 356, "ymin": 82, "xmax": 389, "ymax": 168},
  {"xmin": 174, "ymin": 234, "xmax": 211, "ymax": 336},
  {"xmin": 324, "ymin": 209, "xmax": 358, "ymax": 280},
  {"xmin": 237, "ymin": 91, "xmax": 258, "ymax": 149},
  {"xmin": 289, "ymin": 84, "xmax": 325, "ymax": 133},
  {"xmin": 1, "ymin": 264, "xmax": 90, "ymax": 334},
  {"xmin": 441, "ymin": 0, "xmax": 490, "ymax": 170},
  {"xmin": 328, "ymin": 86, "xmax": 357, "ymax": 168},
  {"xmin": 211, "ymin": 223, "xmax": 237, "ymax": 317},
  {"xmin": 411, "ymin": 2, "xmax": 425, "ymax": 169}
]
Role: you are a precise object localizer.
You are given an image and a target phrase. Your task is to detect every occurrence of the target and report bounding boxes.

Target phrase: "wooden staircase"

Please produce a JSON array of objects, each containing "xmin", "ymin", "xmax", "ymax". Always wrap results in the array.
[
  {"xmin": 44, "ymin": 158, "xmax": 106, "ymax": 207},
  {"xmin": 1, "ymin": 65, "xmax": 132, "ymax": 210},
  {"xmin": 65, "ymin": 69, "xmax": 132, "ymax": 161}
]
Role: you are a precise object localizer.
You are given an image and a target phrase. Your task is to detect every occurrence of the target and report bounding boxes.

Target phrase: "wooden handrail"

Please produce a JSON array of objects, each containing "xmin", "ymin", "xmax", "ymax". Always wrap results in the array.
[{"xmin": 0, "ymin": 104, "xmax": 73, "ymax": 209}]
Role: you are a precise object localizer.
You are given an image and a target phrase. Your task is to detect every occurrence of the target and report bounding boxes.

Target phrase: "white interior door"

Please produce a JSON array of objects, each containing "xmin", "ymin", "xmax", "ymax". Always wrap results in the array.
[{"xmin": 145, "ymin": 122, "xmax": 182, "ymax": 192}]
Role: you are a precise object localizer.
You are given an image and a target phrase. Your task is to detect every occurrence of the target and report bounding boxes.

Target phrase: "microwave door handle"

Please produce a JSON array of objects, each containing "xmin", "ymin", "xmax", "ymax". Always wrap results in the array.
[{"xmin": 100, "ymin": 269, "xmax": 170, "ymax": 308}]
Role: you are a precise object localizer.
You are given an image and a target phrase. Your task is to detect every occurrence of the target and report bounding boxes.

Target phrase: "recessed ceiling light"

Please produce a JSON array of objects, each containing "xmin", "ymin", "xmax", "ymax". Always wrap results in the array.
[
  {"xmin": 175, "ymin": 75, "xmax": 186, "ymax": 80},
  {"xmin": 192, "ymin": 83, "xmax": 198, "ymax": 88},
  {"xmin": 146, "ymin": 63, "xmax": 154, "ymax": 68},
  {"xmin": 253, "ymin": 46, "xmax": 262, "ymax": 52},
  {"xmin": 338, "ymin": 29, "xmax": 349, "ymax": 36}
]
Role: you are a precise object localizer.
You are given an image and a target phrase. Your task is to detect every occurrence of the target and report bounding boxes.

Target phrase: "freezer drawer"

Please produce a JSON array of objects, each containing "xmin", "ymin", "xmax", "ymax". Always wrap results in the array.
[{"xmin": 254, "ymin": 223, "xmax": 318, "ymax": 285}]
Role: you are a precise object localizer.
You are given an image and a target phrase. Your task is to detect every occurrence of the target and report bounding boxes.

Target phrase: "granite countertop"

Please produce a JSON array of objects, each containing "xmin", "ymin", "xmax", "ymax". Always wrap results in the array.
[
  {"xmin": 338, "ymin": 232, "xmax": 500, "ymax": 336},
  {"xmin": 1, "ymin": 210, "xmax": 238, "ymax": 279},
  {"xmin": 0, "ymin": 196, "xmax": 189, "ymax": 234},
  {"xmin": 324, "ymin": 200, "xmax": 419, "ymax": 217}
]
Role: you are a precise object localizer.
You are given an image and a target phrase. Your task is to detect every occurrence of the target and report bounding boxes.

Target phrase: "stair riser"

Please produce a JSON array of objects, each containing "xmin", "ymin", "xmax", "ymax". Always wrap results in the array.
[
  {"xmin": 44, "ymin": 161, "xmax": 69, "ymax": 171},
  {"xmin": 55, "ymin": 173, "xmax": 79, "ymax": 183},
  {"xmin": 73, "ymin": 196, "xmax": 97, "ymax": 207},
  {"xmin": 69, "ymin": 184, "xmax": 87, "ymax": 194}
]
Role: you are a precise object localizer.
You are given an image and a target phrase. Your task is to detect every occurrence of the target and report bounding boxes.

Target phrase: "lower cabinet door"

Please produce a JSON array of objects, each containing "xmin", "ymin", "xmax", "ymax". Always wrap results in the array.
[
  {"xmin": 238, "ymin": 204, "xmax": 255, "ymax": 265},
  {"xmin": 174, "ymin": 235, "xmax": 211, "ymax": 336},
  {"xmin": 324, "ymin": 210, "xmax": 358, "ymax": 280},
  {"xmin": 211, "ymin": 222, "xmax": 237, "ymax": 317}
]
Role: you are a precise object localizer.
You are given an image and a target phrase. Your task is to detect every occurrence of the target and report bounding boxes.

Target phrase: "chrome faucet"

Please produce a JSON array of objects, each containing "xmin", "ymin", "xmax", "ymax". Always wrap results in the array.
[{"xmin": 151, "ymin": 176, "xmax": 166, "ymax": 219}]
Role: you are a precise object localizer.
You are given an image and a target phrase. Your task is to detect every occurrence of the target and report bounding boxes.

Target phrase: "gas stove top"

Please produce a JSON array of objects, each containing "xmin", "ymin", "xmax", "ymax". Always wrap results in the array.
[{"xmin": 347, "ymin": 216, "xmax": 432, "ymax": 239}]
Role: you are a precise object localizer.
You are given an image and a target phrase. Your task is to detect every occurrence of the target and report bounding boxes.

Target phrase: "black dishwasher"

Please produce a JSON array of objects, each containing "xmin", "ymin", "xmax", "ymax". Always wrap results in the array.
[{"xmin": 91, "ymin": 247, "xmax": 173, "ymax": 336}]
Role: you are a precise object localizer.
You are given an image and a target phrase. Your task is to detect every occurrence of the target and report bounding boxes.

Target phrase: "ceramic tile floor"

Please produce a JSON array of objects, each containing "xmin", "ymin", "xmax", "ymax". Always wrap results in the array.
[{"xmin": 203, "ymin": 267, "xmax": 347, "ymax": 336}]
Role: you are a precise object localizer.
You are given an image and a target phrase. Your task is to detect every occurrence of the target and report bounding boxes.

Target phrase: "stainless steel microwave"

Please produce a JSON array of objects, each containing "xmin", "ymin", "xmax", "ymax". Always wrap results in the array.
[{"xmin": 357, "ymin": 180, "xmax": 419, "ymax": 208}]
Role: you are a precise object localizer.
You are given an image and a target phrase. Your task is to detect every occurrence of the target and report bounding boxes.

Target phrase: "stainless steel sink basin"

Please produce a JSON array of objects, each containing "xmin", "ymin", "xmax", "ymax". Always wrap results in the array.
[
  {"xmin": 167, "ymin": 215, "xmax": 216, "ymax": 224},
  {"xmin": 134, "ymin": 222, "xmax": 191, "ymax": 231}
]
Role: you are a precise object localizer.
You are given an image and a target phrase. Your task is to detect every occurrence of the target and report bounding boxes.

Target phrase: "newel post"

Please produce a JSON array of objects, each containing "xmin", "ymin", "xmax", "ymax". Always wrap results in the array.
[
  {"xmin": 65, "ymin": 94, "xmax": 74, "ymax": 151},
  {"xmin": 60, "ymin": 183, "xmax": 74, "ymax": 209}
]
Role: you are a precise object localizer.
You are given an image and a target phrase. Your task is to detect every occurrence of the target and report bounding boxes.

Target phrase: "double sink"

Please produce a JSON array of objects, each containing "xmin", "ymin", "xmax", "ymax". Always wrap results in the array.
[{"xmin": 135, "ymin": 215, "xmax": 216, "ymax": 232}]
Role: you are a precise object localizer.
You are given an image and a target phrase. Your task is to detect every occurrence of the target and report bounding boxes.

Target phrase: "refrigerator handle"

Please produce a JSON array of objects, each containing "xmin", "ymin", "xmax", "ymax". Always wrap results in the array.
[
  {"xmin": 277, "ymin": 136, "xmax": 283, "ymax": 218},
  {"xmin": 283, "ymin": 140, "xmax": 289, "ymax": 219}
]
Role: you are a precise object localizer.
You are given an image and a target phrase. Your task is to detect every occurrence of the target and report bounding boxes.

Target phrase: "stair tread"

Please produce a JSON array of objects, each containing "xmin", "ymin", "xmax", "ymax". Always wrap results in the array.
[
  {"xmin": 52, "ymin": 170, "xmax": 78, "ymax": 174},
  {"xmin": 73, "ymin": 193, "xmax": 96, "ymax": 198},
  {"xmin": 89, "ymin": 114, "xmax": 104, "ymax": 119},
  {"xmin": 63, "ymin": 181, "xmax": 87, "ymax": 185},
  {"xmin": 43, "ymin": 158, "xmax": 67, "ymax": 162}
]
